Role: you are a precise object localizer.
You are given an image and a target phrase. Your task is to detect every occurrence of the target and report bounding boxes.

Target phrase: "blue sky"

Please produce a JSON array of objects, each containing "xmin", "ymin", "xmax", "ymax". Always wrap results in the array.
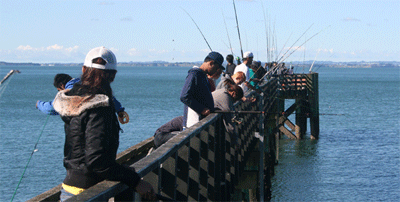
[{"xmin": 0, "ymin": 0, "xmax": 399, "ymax": 63}]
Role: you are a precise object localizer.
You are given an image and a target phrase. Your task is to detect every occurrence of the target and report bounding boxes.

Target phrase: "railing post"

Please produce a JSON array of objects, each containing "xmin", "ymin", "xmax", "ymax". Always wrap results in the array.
[{"xmin": 258, "ymin": 92, "xmax": 265, "ymax": 202}]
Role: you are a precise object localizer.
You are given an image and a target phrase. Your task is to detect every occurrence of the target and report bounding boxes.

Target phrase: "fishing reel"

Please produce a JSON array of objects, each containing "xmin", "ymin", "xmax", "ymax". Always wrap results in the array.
[
  {"xmin": 232, "ymin": 115, "xmax": 244, "ymax": 124},
  {"xmin": 118, "ymin": 111, "xmax": 130, "ymax": 124}
]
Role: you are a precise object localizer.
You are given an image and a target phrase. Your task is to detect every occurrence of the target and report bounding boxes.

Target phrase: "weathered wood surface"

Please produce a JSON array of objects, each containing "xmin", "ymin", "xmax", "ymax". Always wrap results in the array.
[{"xmin": 28, "ymin": 73, "xmax": 319, "ymax": 202}]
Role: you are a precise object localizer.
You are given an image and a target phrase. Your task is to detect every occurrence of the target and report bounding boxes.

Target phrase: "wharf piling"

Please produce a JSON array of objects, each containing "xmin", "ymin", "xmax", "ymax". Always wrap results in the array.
[{"xmin": 29, "ymin": 73, "xmax": 319, "ymax": 202}]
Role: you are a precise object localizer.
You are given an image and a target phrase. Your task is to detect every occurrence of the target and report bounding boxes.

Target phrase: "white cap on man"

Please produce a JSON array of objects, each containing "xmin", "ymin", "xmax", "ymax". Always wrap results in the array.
[
  {"xmin": 243, "ymin": 51, "xmax": 254, "ymax": 59},
  {"xmin": 83, "ymin": 46, "xmax": 117, "ymax": 70}
]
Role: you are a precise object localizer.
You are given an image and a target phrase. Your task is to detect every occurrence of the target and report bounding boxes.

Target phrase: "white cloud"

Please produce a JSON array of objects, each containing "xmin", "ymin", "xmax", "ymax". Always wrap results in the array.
[
  {"xmin": 66, "ymin": 46, "xmax": 79, "ymax": 52},
  {"xmin": 316, "ymin": 48, "xmax": 334, "ymax": 54},
  {"xmin": 128, "ymin": 48, "xmax": 140, "ymax": 56},
  {"xmin": 47, "ymin": 44, "xmax": 63, "ymax": 50},
  {"xmin": 109, "ymin": 47, "xmax": 118, "ymax": 52},
  {"xmin": 17, "ymin": 44, "xmax": 78, "ymax": 52},
  {"xmin": 201, "ymin": 49, "xmax": 210, "ymax": 53},
  {"xmin": 1, "ymin": 45, "xmax": 84, "ymax": 62},
  {"xmin": 17, "ymin": 45, "xmax": 33, "ymax": 50}
]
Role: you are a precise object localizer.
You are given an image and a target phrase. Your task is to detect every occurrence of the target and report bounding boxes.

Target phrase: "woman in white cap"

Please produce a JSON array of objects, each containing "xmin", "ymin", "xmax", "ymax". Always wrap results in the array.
[{"xmin": 53, "ymin": 47, "xmax": 156, "ymax": 201}]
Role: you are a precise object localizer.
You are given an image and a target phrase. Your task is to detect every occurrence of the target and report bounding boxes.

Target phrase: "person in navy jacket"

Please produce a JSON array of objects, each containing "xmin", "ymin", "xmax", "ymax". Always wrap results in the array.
[{"xmin": 180, "ymin": 51, "xmax": 225, "ymax": 128}]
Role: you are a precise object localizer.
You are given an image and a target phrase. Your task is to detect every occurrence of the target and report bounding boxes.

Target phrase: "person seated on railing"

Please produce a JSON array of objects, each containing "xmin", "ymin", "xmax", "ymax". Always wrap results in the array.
[
  {"xmin": 53, "ymin": 47, "xmax": 156, "ymax": 201},
  {"xmin": 153, "ymin": 82, "xmax": 244, "ymax": 149},
  {"xmin": 180, "ymin": 51, "xmax": 225, "ymax": 129},
  {"xmin": 153, "ymin": 116, "xmax": 184, "ymax": 148},
  {"xmin": 212, "ymin": 82, "xmax": 244, "ymax": 146},
  {"xmin": 36, "ymin": 73, "xmax": 129, "ymax": 124}
]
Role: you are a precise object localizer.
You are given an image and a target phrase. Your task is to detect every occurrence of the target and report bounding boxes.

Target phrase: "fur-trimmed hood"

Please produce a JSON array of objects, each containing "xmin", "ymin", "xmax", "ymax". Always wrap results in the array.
[{"xmin": 53, "ymin": 89, "xmax": 110, "ymax": 116}]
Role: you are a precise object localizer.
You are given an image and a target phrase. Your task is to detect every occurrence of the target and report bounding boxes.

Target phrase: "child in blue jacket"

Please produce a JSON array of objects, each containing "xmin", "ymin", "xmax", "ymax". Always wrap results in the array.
[{"xmin": 36, "ymin": 73, "xmax": 129, "ymax": 124}]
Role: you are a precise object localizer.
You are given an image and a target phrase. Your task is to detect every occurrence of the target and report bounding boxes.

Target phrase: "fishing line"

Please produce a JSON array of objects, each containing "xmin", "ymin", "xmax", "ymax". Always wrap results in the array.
[
  {"xmin": 221, "ymin": 39, "xmax": 239, "ymax": 59},
  {"xmin": 278, "ymin": 25, "xmax": 331, "ymax": 64},
  {"xmin": 0, "ymin": 77, "xmax": 12, "ymax": 99},
  {"xmin": 11, "ymin": 114, "xmax": 50, "ymax": 202},
  {"xmin": 0, "ymin": 70, "xmax": 20, "ymax": 99},
  {"xmin": 260, "ymin": 0, "xmax": 269, "ymax": 62},
  {"xmin": 309, "ymin": 49, "xmax": 321, "ymax": 72},
  {"xmin": 232, "ymin": 0, "xmax": 244, "ymax": 59},
  {"xmin": 276, "ymin": 23, "xmax": 314, "ymax": 63},
  {"xmin": 222, "ymin": 9, "xmax": 234, "ymax": 56},
  {"xmin": 276, "ymin": 32, "xmax": 293, "ymax": 62},
  {"xmin": 313, "ymin": 53, "xmax": 335, "ymax": 72},
  {"xmin": 181, "ymin": 7, "xmax": 212, "ymax": 51}
]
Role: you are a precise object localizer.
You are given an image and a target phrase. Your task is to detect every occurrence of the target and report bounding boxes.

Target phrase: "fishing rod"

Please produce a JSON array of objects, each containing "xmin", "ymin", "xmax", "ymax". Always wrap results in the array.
[
  {"xmin": 309, "ymin": 49, "xmax": 321, "ymax": 72},
  {"xmin": 276, "ymin": 32, "xmax": 293, "ymax": 62},
  {"xmin": 273, "ymin": 18, "xmax": 277, "ymax": 61},
  {"xmin": 222, "ymin": 10, "xmax": 234, "ymax": 56},
  {"xmin": 278, "ymin": 25, "xmax": 331, "ymax": 64},
  {"xmin": 302, "ymin": 35, "xmax": 307, "ymax": 73},
  {"xmin": 312, "ymin": 53, "xmax": 335, "ymax": 72},
  {"xmin": 215, "ymin": 110, "xmax": 345, "ymax": 116},
  {"xmin": 181, "ymin": 7, "xmax": 212, "ymax": 51},
  {"xmin": 260, "ymin": 1, "xmax": 269, "ymax": 63},
  {"xmin": 155, "ymin": 193, "xmax": 176, "ymax": 202},
  {"xmin": 11, "ymin": 114, "xmax": 50, "ymax": 202},
  {"xmin": 276, "ymin": 23, "xmax": 314, "ymax": 64},
  {"xmin": 215, "ymin": 110, "xmax": 265, "ymax": 114},
  {"xmin": 232, "ymin": 0, "xmax": 244, "ymax": 59}
]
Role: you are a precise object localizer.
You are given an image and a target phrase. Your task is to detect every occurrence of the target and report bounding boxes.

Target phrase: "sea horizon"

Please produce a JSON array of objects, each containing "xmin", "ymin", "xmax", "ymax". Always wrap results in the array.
[{"xmin": 0, "ymin": 65, "xmax": 399, "ymax": 201}]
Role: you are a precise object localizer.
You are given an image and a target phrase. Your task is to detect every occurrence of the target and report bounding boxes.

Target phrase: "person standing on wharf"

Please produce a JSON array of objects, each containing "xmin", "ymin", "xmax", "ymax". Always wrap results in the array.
[
  {"xmin": 234, "ymin": 51, "xmax": 253, "ymax": 92},
  {"xmin": 180, "ymin": 51, "xmax": 225, "ymax": 129}
]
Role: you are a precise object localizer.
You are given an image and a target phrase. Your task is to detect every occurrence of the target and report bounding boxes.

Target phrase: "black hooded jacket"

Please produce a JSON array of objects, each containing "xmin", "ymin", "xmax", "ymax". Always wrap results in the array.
[{"xmin": 53, "ymin": 84, "xmax": 140, "ymax": 189}]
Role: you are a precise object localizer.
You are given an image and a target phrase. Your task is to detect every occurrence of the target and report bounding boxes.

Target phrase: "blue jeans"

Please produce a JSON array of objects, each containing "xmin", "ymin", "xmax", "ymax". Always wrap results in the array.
[{"xmin": 60, "ymin": 188, "xmax": 75, "ymax": 202}]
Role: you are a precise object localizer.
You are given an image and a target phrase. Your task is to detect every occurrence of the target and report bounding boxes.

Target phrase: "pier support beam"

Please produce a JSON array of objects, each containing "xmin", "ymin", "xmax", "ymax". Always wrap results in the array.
[
  {"xmin": 308, "ymin": 73, "xmax": 319, "ymax": 139},
  {"xmin": 295, "ymin": 99, "xmax": 307, "ymax": 139}
]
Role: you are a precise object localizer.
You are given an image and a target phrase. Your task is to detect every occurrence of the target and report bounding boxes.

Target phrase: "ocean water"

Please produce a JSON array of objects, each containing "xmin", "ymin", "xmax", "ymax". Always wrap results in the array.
[{"xmin": 0, "ymin": 65, "xmax": 399, "ymax": 201}]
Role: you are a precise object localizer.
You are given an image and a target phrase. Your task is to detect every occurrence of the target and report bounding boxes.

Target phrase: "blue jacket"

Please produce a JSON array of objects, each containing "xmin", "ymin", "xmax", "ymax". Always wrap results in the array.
[
  {"xmin": 37, "ymin": 78, "xmax": 124, "ymax": 115},
  {"xmin": 180, "ymin": 67, "xmax": 214, "ymax": 126}
]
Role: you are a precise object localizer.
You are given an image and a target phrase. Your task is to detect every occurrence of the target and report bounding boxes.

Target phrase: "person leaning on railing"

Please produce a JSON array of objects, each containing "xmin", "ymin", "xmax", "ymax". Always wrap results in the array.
[{"xmin": 53, "ymin": 47, "xmax": 156, "ymax": 201}]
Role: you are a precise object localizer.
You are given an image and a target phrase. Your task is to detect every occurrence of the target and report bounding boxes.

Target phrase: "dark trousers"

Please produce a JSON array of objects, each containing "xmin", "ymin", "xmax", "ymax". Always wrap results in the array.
[{"xmin": 153, "ymin": 116, "xmax": 183, "ymax": 148}]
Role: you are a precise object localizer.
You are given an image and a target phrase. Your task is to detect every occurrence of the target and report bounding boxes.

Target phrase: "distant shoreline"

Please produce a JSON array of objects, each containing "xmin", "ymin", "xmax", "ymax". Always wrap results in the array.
[{"xmin": 0, "ymin": 61, "xmax": 399, "ymax": 68}]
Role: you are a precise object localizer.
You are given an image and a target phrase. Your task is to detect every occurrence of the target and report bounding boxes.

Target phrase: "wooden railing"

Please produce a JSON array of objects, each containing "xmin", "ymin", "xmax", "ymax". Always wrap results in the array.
[{"xmin": 28, "ymin": 73, "xmax": 319, "ymax": 201}]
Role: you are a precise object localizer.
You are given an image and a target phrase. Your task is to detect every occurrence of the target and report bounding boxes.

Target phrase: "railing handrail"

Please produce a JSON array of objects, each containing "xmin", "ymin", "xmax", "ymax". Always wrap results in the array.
[{"xmin": 28, "ymin": 73, "xmax": 317, "ymax": 202}]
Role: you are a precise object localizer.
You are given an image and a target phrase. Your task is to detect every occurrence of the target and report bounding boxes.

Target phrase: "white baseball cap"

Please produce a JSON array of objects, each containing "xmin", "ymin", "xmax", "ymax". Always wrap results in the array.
[
  {"xmin": 243, "ymin": 51, "xmax": 254, "ymax": 59},
  {"xmin": 83, "ymin": 46, "xmax": 117, "ymax": 70}
]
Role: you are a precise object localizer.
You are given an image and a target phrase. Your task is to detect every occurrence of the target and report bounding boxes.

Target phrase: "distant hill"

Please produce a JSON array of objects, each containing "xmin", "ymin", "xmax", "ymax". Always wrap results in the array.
[
  {"xmin": 0, "ymin": 61, "xmax": 41, "ymax": 66},
  {"xmin": 1, "ymin": 61, "xmax": 399, "ymax": 68}
]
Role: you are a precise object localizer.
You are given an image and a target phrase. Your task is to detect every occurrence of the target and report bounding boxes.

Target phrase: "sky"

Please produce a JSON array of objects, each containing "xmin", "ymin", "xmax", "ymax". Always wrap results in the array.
[{"xmin": 0, "ymin": 0, "xmax": 399, "ymax": 63}]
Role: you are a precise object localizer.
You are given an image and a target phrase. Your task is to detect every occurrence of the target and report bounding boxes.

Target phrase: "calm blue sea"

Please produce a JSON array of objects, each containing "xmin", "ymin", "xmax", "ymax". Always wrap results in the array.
[{"xmin": 0, "ymin": 65, "xmax": 399, "ymax": 201}]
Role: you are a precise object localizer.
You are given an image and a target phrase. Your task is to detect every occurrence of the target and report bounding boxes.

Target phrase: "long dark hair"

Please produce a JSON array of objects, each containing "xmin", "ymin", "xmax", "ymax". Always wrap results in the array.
[
  {"xmin": 224, "ymin": 79, "xmax": 243, "ymax": 101},
  {"xmin": 80, "ymin": 58, "xmax": 116, "ymax": 98}
]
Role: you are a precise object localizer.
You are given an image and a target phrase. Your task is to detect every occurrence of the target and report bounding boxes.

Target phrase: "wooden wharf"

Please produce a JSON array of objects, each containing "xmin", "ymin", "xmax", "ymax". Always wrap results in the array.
[{"xmin": 28, "ymin": 73, "xmax": 319, "ymax": 202}]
